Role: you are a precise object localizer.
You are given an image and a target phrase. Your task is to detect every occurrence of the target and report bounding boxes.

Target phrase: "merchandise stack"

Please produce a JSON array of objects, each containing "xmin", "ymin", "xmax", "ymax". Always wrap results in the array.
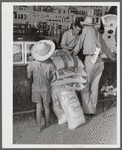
[{"xmin": 51, "ymin": 50, "xmax": 87, "ymax": 129}]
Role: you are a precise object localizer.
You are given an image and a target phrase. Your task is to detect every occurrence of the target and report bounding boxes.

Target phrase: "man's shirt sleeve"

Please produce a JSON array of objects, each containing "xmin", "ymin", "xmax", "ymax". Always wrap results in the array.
[
  {"xmin": 61, "ymin": 32, "xmax": 67, "ymax": 46},
  {"xmin": 73, "ymin": 27, "xmax": 86, "ymax": 55}
]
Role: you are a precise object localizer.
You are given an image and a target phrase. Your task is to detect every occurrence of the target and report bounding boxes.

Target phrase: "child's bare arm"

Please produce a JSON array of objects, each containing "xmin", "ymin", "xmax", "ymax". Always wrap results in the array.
[
  {"xmin": 51, "ymin": 73, "xmax": 57, "ymax": 83},
  {"xmin": 27, "ymin": 64, "xmax": 32, "ymax": 79},
  {"xmin": 50, "ymin": 63, "xmax": 56, "ymax": 83},
  {"xmin": 27, "ymin": 71, "xmax": 31, "ymax": 79}
]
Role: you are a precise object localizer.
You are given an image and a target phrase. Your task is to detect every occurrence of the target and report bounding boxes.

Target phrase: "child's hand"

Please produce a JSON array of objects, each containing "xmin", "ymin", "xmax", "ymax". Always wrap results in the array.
[{"xmin": 27, "ymin": 73, "xmax": 31, "ymax": 79}]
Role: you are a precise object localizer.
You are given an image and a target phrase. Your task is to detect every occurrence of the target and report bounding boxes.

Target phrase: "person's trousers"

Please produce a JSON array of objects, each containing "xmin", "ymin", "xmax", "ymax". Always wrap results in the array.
[{"xmin": 81, "ymin": 56, "xmax": 104, "ymax": 114}]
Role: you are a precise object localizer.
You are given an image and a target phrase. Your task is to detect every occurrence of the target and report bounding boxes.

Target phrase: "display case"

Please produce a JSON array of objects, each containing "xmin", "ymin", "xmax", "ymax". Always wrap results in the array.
[
  {"xmin": 25, "ymin": 42, "xmax": 36, "ymax": 64},
  {"xmin": 13, "ymin": 42, "xmax": 24, "ymax": 64}
]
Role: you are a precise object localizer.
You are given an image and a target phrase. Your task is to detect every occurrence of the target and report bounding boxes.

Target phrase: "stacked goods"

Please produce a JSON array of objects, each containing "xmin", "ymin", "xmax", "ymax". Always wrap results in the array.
[
  {"xmin": 56, "ymin": 67, "xmax": 87, "ymax": 79},
  {"xmin": 51, "ymin": 50, "xmax": 87, "ymax": 91},
  {"xmin": 13, "ymin": 44, "xmax": 22, "ymax": 62},
  {"xmin": 51, "ymin": 54, "xmax": 84, "ymax": 70},
  {"xmin": 51, "ymin": 76, "xmax": 86, "ymax": 87},
  {"xmin": 100, "ymin": 85, "xmax": 117, "ymax": 97},
  {"xmin": 58, "ymin": 83, "xmax": 85, "ymax": 91},
  {"xmin": 51, "ymin": 50, "xmax": 87, "ymax": 129},
  {"xmin": 100, "ymin": 77, "xmax": 117, "ymax": 97}
]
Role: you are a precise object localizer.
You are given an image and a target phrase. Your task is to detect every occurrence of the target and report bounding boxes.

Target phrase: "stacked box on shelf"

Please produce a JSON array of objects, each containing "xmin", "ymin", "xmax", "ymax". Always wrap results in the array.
[{"xmin": 13, "ymin": 42, "xmax": 24, "ymax": 64}]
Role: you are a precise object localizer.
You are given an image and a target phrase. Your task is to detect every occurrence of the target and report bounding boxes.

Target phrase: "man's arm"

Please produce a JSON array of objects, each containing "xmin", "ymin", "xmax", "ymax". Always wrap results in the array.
[
  {"xmin": 73, "ymin": 28, "xmax": 86, "ymax": 55},
  {"xmin": 60, "ymin": 32, "xmax": 73, "ymax": 50}
]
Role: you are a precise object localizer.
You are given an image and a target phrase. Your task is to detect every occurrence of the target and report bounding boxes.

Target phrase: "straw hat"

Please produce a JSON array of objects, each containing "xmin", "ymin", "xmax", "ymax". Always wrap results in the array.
[
  {"xmin": 80, "ymin": 16, "xmax": 95, "ymax": 26},
  {"xmin": 31, "ymin": 40, "xmax": 55, "ymax": 61}
]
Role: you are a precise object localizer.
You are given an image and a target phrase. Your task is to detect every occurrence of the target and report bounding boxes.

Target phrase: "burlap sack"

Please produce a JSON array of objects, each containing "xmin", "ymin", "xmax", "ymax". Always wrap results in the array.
[
  {"xmin": 56, "ymin": 89, "xmax": 86, "ymax": 129},
  {"xmin": 56, "ymin": 67, "xmax": 87, "ymax": 79},
  {"xmin": 51, "ymin": 55, "xmax": 84, "ymax": 70},
  {"xmin": 51, "ymin": 76, "xmax": 86, "ymax": 87},
  {"xmin": 51, "ymin": 89, "xmax": 67, "ymax": 124},
  {"xmin": 57, "ymin": 83, "xmax": 85, "ymax": 91}
]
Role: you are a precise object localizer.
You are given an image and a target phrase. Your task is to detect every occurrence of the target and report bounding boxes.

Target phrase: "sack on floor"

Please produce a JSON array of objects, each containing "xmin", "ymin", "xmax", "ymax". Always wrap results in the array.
[
  {"xmin": 52, "ymin": 90, "xmax": 67, "ymax": 124},
  {"xmin": 51, "ymin": 55, "xmax": 84, "ymax": 70},
  {"xmin": 57, "ymin": 89, "xmax": 85, "ymax": 129},
  {"xmin": 51, "ymin": 75, "xmax": 86, "ymax": 87}
]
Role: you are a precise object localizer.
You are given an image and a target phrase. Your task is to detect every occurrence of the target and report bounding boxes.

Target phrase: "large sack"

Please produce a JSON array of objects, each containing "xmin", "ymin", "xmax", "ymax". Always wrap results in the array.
[
  {"xmin": 52, "ymin": 82, "xmax": 85, "ymax": 92},
  {"xmin": 51, "ymin": 75, "xmax": 86, "ymax": 87},
  {"xmin": 56, "ymin": 68, "xmax": 76, "ymax": 79},
  {"xmin": 55, "ymin": 49, "xmax": 69, "ymax": 56},
  {"xmin": 51, "ymin": 55, "xmax": 84, "ymax": 70},
  {"xmin": 59, "ymin": 83, "xmax": 86, "ymax": 91},
  {"xmin": 56, "ymin": 67, "xmax": 87, "ymax": 79},
  {"xmin": 75, "ymin": 67, "xmax": 87, "ymax": 77},
  {"xmin": 56, "ymin": 89, "xmax": 86, "ymax": 129},
  {"xmin": 52, "ymin": 89, "xmax": 67, "ymax": 124}
]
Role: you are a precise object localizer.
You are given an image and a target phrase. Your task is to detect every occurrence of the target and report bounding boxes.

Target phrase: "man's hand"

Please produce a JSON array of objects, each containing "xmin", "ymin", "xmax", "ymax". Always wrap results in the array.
[{"xmin": 107, "ymin": 53, "xmax": 116, "ymax": 61}]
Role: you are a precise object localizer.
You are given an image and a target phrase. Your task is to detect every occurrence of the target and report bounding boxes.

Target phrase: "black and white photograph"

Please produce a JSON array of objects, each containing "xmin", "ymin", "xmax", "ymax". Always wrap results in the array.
[{"xmin": 2, "ymin": 1, "xmax": 120, "ymax": 148}]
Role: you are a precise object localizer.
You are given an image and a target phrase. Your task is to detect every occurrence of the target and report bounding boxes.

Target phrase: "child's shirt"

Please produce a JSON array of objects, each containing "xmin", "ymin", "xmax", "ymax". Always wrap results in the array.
[{"xmin": 27, "ymin": 59, "xmax": 56, "ymax": 93}]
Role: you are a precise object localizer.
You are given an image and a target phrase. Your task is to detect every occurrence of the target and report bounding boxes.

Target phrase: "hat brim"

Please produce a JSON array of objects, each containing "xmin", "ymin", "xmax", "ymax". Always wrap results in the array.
[
  {"xmin": 31, "ymin": 40, "xmax": 55, "ymax": 61},
  {"xmin": 80, "ymin": 21, "xmax": 94, "ymax": 26}
]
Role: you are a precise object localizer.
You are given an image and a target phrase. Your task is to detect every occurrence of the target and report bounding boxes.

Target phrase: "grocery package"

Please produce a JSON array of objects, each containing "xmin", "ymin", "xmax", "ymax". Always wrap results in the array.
[
  {"xmin": 13, "ymin": 44, "xmax": 22, "ymax": 54},
  {"xmin": 56, "ymin": 89, "xmax": 85, "ymax": 129},
  {"xmin": 100, "ymin": 85, "xmax": 117, "ymax": 97},
  {"xmin": 52, "ymin": 92, "xmax": 67, "ymax": 124},
  {"xmin": 51, "ymin": 55, "xmax": 84, "ymax": 70},
  {"xmin": 51, "ymin": 75, "xmax": 86, "ymax": 87},
  {"xmin": 13, "ymin": 44, "xmax": 22, "ymax": 62}
]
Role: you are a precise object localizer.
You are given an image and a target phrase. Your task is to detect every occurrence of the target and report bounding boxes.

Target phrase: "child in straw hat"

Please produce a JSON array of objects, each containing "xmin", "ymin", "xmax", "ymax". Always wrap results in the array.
[{"xmin": 27, "ymin": 40, "xmax": 56, "ymax": 132}]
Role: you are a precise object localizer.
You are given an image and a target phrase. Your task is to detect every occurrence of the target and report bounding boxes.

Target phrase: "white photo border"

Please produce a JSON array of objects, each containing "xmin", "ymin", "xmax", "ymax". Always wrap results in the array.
[{"xmin": 2, "ymin": 2, "xmax": 120, "ymax": 148}]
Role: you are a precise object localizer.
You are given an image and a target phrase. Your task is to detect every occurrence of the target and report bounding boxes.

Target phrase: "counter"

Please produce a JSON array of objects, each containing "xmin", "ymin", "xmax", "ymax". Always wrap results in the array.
[{"xmin": 13, "ymin": 58, "xmax": 117, "ymax": 113}]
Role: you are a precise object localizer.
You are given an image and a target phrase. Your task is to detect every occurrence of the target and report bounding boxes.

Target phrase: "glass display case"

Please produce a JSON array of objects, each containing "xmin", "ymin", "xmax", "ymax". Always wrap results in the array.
[
  {"xmin": 13, "ymin": 42, "xmax": 24, "ymax": 64},
  {"xmin": 25, "ymin": 42, "xmax": 36, "ymax": 63}
]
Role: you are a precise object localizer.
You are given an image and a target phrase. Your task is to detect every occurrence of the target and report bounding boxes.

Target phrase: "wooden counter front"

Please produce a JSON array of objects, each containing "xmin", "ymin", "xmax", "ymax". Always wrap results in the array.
[{"xmin": 13, "ymin": 59, "xmax": 117, "ymax": 113}]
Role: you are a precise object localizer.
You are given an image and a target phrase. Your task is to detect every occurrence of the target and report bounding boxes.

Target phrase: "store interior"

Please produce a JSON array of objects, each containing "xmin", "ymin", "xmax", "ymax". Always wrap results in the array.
[{"xmin": 13, "ymin": 5, "xmax": 117, "ymax": 145}]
